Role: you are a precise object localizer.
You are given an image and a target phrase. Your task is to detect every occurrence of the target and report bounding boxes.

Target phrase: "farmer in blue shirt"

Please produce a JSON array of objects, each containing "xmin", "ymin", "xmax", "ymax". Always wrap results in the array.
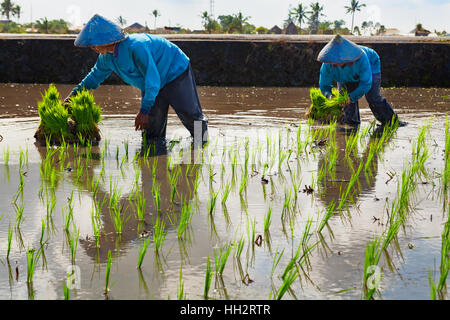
[
  {"xmin": 318, "ymin": 35, "xmax": 405, "ymax": 127},
  {"xmin": 65, "ymin": 14, "xmax": 208, "ymax": 148}
]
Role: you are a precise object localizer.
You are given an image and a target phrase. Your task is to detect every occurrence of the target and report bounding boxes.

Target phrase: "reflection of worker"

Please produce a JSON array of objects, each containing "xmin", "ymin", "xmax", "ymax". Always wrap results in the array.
[
  {"xmin": 317, "ymin": 35, "xmax": 406, "ymax": 128},
  {"xmin": 317, "ymin": 128, "xmax": 381, "ymax": 208},
  {"xmin": 65, "ymin": 14, "xmax": 208, "ymax": 148}
]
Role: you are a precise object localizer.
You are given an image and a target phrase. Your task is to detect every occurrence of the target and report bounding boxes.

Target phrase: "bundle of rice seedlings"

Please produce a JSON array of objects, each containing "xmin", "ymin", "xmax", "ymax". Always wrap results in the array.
[
  {"xmin": 34, "ymin": 85, "xmax": 102, "ymax": 145},
  {"xmin": 69, "ymin": 89, "xmax": 102, "ymax": 142},
  {"xmin": 306, "ymin": 88, "xmax": 349, "ymax": 123},
  {"xmin": 35, "ymin": 84, "xmax": 70, "ymax": 145}
]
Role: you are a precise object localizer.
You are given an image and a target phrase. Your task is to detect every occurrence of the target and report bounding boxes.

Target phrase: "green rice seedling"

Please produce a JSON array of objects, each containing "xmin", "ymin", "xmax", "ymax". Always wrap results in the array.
[
  {"xmin": 110, "ymin": 202, "xmax": 130, "ymax": 235},
  {"xmin": 69, "ymin": 89, "xmax": 102, "ymax": 140},
  {"xmin": 429, "ymin": 270, "xmax": 438, "ymax": 300},
  {"xmin": 177, "ymin": 267, "xmax": 186, "ymax": 300},
  {"xmin": 85, "ymin": 139, "xmax": 93, "ymax": 163},
  {"xmin": 135, "ymin": 187, "xmax": 146, "ymax": 221},
  {"xmin": 214, "ymin": 242, "xmax": 232, "ymax": 276},
  {"xmin": 221, "ymin": 180, "xmax": 231, "ymax": 206},
  {"xmin": 67, "ymin": 224, "xmax": 79, "ymax": 264},
  {"xmin": 91, "ymin": 208, "xmax": 101, "ymax": 249},
  {"xmin": 411, "ymin": 121, "xmax": 431, "ymax": 180},
  {"xmin": 317, "ymin": 200, "xmax": 336, "ymax": 233},
  {"xmin": 208, "ymin": 189, "xmax": 219, "ymax": 215},
  {"xmin": 45, "ymin": 192, "xmax": 56, "ymax": 221},
  {"xmin": 271, "ymin": 248, "xmax": 285, "ymax": 278},
  {"xmin": 345, "ymin": 131, "xmax": 359, "ymax": 159},
  {"xmin": 434, "ymin": 215, "xmax": 450, "ymax": 299},
  {"xmin": 169, "ymin": 166, "xmax": 181, "ymax": 203},
  {"xmin": 150, "ymin": 181, "xmax": 161, "ymax": 212},
  {"xmin": 137, "ymin": 237, "xmax": 151, "ymax": 269},
  {"xmin": 115, "ymin": 145, "xmax": 119, "ymax": 163},
  {"xmin": 239, "ymin": 172, "xmax": 249, "ymax": 195},
  {"xmin": 299, "ymin": 218, "xmax": 315, "ymax": 266},
  {"xmin": 12, "ymin": 170, "xmax": 25, "ymax": 204},
  {"xmin": 26, "ymin": 246, "xmax": 43, "ymax": 283},
  {"xmin": 364, "ymin": 140, "xmax": 378, "ymax": 174},
  {"xmin": 264, "ymin": 206, "xmax": 273, "ymax": 233},
  {"xmin": 123, "ymin": 141, "xmax": 129, "ymax": 160},
  {"xmin": 203, "ymin": 256, "xmax": 213, "ymax": 300},
  {"xmin": 3, "ymin": 145, "xmax": 10, "ymax": 165},
  {"xmin": 91, "ymin": 175, "xmax": 101, "ymax": 200},
  {"xmin": 362, "ymin": 236, "xmax": 383, "ymax": 300},
  {"xmin": 234, "ymin": 235, "xmax": 245, "ymax": 260},
  {"xmin": 40, "ymin": 216, "xmax": 47, "ymax": 244},
  {"xmin": 133, "ymin": 163, "xmax": 141, "ymax": 188},
  {"xmin": 177, "ymin": 196, "xmax": 194, "ymax": 239},
  {"xmin": 7, "ymin": 222, "xmax": 13, "ymax": 260},
  {"xmin": 281, "ymin": 187, "xmax": 293, "ymax": 220},
  {"xmin": 63, "ymin": 280, "xmax": 70, "ymax": 300},
  {"xmin": 247, "ymin": 216, "xmax": 257, "ymax": 254},
  {"xmin": 153, "ymin": 215, "xmax": 167, "ymax": 252},
  {"xmin": 337, "ymin": 161, "xmax": 364, "ymax": 213},
  {"xmin": 14, "ymin": 201, "xmax": 24, "ymax": 229},
  {"xmin": 104, "ymin": 250, "xmax": 112, "ymax": 295},
  {"xmin": 276, "ymin": 267, "xmax": 298, "ymax": 300}
]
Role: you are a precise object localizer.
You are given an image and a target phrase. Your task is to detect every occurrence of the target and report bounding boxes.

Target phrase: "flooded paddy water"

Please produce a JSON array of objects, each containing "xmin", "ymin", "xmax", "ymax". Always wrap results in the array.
[{"xmin": 0, "ymin": 83, "xmax": 449, "ymax": 300}]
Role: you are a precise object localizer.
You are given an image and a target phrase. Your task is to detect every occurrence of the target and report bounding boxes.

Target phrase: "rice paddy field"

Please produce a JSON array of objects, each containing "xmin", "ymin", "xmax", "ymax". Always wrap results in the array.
[{"xmin": 0, "ymin": 84, "xmax": 449, "ymax": 300}]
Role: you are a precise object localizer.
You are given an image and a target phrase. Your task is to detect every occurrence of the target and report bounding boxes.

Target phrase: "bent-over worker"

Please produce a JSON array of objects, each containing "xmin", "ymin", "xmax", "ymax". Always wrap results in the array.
[
  {"xmin": 317, "ymin": 35, "xmax": 406, "ymax": 128},
  {"xmin": 66, "ymin": 14, "xmax": 208, "ymax": 149}
]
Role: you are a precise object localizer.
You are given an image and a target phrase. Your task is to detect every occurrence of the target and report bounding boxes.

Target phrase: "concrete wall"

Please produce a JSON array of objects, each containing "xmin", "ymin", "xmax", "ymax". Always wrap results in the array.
[{"xmin": 0, "ymin": 34, "xmax": 449, "ymax": 87}]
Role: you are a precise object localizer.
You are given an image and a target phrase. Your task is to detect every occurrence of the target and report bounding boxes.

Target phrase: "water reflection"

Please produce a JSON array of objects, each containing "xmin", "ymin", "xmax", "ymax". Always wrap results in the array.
[{"xmin": 34, "ymin": 141, "xmax": 200, "ymax": 264}]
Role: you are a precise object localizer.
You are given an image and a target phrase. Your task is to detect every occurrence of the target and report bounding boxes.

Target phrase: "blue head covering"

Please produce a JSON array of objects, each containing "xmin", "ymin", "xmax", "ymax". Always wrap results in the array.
[
  {"xmin": 317, "ymin": 35, "xmax": 363, "ymax": 64},
  {"xmin": 75, "ymin": 14, "xmax": 128, "ymax": 47}
]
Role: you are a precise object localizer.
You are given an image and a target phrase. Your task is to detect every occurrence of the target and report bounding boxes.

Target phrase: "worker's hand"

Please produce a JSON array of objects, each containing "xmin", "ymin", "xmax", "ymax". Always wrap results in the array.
[
  {"xmin": 345, "ymin": 97, "xmax": 352, "ymax": 106},
  {"xmin": 63, "ymin": 92, "xmax": 75, "ymax": 106},
  {"xmin": 135, "ymin": 112, "xmax": 149, "ymax": 131}
]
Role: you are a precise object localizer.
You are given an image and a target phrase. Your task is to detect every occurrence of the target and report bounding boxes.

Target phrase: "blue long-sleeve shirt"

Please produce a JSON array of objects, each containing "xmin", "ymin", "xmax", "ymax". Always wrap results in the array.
[
  {"xmin": 74, "ymin": 33, "xmax": 190, "ymax": 114},
  {"xmin": 319, "ymin": 45, "xmax": 381, "ymax": 102}
]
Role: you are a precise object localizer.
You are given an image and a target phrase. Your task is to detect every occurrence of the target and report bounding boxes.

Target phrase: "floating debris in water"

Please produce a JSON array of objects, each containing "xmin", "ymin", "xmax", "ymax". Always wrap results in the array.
[{"xmin": 302, "ymin": 185, "xmax": 314, "ymax": 194}]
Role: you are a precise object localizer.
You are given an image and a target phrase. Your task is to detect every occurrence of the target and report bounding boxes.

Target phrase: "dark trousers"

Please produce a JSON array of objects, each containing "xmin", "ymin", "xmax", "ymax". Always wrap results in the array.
[
  {"xmin": 338, "ymin": 73, "xmax": 398, "ymax": 126},
  {"xmin": 142, "ymin": 64, "xmax": 208, "ymax": 145}
]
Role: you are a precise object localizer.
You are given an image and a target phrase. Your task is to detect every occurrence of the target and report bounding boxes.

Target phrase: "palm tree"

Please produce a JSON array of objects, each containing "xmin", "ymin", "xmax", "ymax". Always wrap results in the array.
[
  {"xmin": 151, "ymin": 10, "xmax": 161, "ymax": 29},
  {"xmin": 308, "ymin": 2, "xmax": 325, "ymax": 34},
  {"xmin": 115, "ymin": 16, "xmax": 127, "ymax": 27},
  {"xmin": 200, "ymin": 11, "xmax": 219, "ymax": 34},
  {"xmin": 1, "ymin": 0, "xmax": 21, "ymax": 21},
  {"xmin": 35, "ymin": 17, "xmax": 50, "ymax": 34},
  {"xmin": 232, "ymin": 11, "xmax": 250, "ymax": 34},
  {"xmin": 345, "ymin": 0, "xmax": 366, "ymax": 35},
  {"xmin": 289, "ymin": 3, "xmax": 311, "ymax": 33},
  {"xmin": 333, "ymin": 19, "xmax": 345, "ymax": 31}
]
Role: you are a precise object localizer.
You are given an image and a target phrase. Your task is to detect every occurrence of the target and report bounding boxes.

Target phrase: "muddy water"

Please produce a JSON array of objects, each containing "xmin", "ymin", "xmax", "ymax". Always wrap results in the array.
[{"xmin": 0, "ymin": 84, "xmax": 449, "ymax": 300}]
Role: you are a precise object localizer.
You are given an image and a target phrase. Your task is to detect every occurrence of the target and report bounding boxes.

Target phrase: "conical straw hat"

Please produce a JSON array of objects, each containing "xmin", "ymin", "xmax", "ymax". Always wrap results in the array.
[
  {"xmin": 75, "ymin": 14, "xmax": 128, "ymax": 47},
  {"xmin": 317, "ymin": 35, "xmax": 363, "ymax": 64}
]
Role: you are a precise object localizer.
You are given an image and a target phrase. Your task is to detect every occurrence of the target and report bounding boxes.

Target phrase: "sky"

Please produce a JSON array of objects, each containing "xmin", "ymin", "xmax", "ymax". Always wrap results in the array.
[{"xmin": 9, "ymin": 0, "xmax": 450, "ymax": 34}]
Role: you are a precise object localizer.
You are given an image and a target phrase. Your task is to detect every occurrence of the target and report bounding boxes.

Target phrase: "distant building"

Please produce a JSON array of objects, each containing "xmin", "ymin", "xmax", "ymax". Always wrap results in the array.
[
  {"xmin": 415, "ymin": 29, "xmax": 431, "ymax": 36},
  {"xmin": 284, "ymin": 22, "xmax": 298, "ymax": 35},
  {"xmin": 0, "ymin": 19, "xmax": 12, "ymax": 24},
  {"xmin": 124, "ymin": 22, "xmax": 149, "ymax": 33},
  {"xmin": 269, "ymin": 25, "xmax": 282, "ymax": 34},
  {"xmin": 381, "ymin": 28, "xmax": 400, "ymax": 36},
  {"xmin": 164, "ymin": 26, "xmax": 181, "ymax": 33}
]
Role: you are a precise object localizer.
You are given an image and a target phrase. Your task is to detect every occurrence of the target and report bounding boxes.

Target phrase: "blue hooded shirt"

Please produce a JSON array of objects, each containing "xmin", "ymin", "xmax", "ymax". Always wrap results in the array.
[
  {"xmin": 74, "ymin": 33, "xmax": 190, "ymax": 114},
  {"xmin": 319, "ymin": 45, "xmax": 381, "ymax": 102}
]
